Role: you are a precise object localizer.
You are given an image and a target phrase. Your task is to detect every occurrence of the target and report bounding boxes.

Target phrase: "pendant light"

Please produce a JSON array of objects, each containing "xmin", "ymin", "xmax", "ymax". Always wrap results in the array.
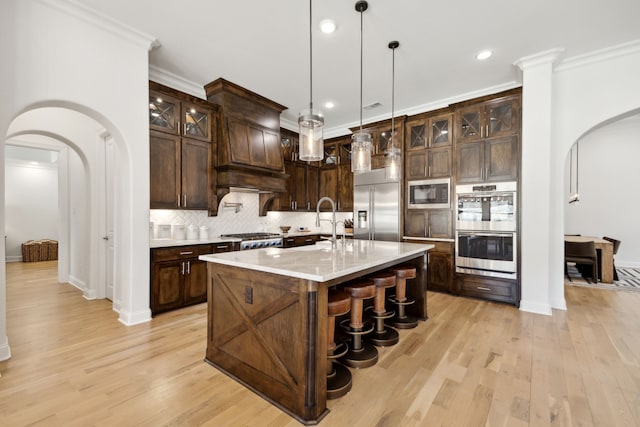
[
  {"xmin": 351, "ymin": 0, "xmax": 372, "ymax": 174},
  {"xmin": 298, "ymin": 0, "xmax": 324, "ymax": 161},
  {"xmin": 384, "ymin": 40, "xmax": 401, "ymax": 180}
]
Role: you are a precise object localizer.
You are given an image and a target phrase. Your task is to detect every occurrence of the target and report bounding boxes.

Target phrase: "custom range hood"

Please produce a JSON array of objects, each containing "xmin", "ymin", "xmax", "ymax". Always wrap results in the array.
[{"xmin": 205, "ymin": 78, "xmax": 288, "ymax": 216}]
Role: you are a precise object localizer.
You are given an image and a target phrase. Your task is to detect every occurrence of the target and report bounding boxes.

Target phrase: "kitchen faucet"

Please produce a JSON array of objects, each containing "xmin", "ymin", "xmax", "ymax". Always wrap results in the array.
[{"xmin": 316, "ymin": 197, "xmax": 337, "ymax": 249}]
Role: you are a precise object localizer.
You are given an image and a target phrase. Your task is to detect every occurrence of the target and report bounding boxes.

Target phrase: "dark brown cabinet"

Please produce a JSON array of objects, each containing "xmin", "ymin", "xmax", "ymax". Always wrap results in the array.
[
  {"xmin": 149, "ymin": 90, "xmax": 214, "ymax": 143},
  {"xmin": 456, "ymin": 96, "xmax": 519, "ymax": 143},
  {"xmin": 317, "ymin": 136, "xmax": 353, "ymax": 212},
  {"xmin": 456, "ymin": 135, "xmax": 518, "ymax": 183},
  {"xmin": 227, "ymin": 117, "xmax": 283, "ymax": 171},
  {"xmin": 349, "ymin": 117, "xmax": 406, "ymax": 170},
  {"xmin": 275, "ymin": 161, "xmax": 319, "ymax": 211},
  {"xmin": 427, "ymin": 242, "xmax": 454, "ymax": 293},
  {"xmin": 282, "ymin": 234, "xmax": 318, "ymax": 248},
  {"xmin": 404, "ymin": 209, "xmax": 452, "ymax": 239},
  {"xmin": 456, "ymin": 273, "xmax": 519, "ymax": 306},
  {"xmin": 405, "ymin": 113, "xmax": 452, "ymax": 180},
  {"xmin": 151, "ymin": 242, "xmax": 236, "ymax": 315},
  {"xmin": 150, "ymin": 131, "xmax": 211, "ymax": 209},
  {"xmin": 149, "ymin": 82, "xmax": 216, "ymax": 210}
]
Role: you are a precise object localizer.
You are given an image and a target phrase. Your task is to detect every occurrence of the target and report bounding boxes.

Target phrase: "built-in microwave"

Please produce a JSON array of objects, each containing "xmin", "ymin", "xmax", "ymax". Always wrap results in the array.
[{"xmin": 407, "ymin": 178, "xmax": 450, "ymax": 209}]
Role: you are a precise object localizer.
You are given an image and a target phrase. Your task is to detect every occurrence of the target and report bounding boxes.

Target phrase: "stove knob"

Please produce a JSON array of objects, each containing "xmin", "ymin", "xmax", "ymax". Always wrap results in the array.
[
  {"xmin": 251, "ymin": 243, "xmax": 257, "ymax": 249},
  {"xmin": 256, "ymin": 242, "xmax": 263, "ymax": 248}
]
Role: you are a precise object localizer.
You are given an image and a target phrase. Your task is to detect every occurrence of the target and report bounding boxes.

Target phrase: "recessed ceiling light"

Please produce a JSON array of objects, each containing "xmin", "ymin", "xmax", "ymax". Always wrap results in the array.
[
  {"xmin": 319, "ymin": 19, "xmax": 336, "ymax": 34},
  {"xmin": 475, "ymin": 50, "xmax": 493, "ymax": 60},
  {"xmin": 324, "ymin": 101, "xmax": 335, "ymax": 109}
]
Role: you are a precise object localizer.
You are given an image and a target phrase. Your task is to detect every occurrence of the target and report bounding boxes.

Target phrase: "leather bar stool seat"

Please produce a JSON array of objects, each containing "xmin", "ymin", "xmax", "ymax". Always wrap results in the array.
[
  {"xmin": 327, "ymin": 288, "xmax": 352, "ymax": 399},
  {"xmin": 339, "ymin": 279, "xmax": 378, "ymax": 368},
  {"xmin": 365, "ymin": 271, "xmax": 399, "ymax": 347},
  {"xmin": 388, "ymin": 264, "xmax": 418, "ymax": 329}
]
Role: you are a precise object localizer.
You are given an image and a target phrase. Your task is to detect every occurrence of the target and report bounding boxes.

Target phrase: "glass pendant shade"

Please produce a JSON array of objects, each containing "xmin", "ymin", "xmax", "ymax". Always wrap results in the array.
[
  {"xmin": 351, "ymin": 130, "xmax": 372, "ymax": 173},
  {"xmin": 298, "ymin": 108, "xmax": 324, "ymax": 161},
  {"xmin": 384, "ymin": 143, "xmax": 401, "ymax": 180}
]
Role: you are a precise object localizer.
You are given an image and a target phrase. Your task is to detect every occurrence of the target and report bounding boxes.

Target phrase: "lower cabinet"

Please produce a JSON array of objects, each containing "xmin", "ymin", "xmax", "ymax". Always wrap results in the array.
[
  {"xmin": 427, "ymin": 242, "xmax": 454, "ymax": 293},
  {"xmin": 151, "ymin": 242, "xmax": 236, "ymax": 315},
  {"xmin": 456, "ymin": 273, "xmax": 519, "ymax": 306},
  {"xmin": 283, "ymin": 234, "xmax": 318, "ymax": 248}
]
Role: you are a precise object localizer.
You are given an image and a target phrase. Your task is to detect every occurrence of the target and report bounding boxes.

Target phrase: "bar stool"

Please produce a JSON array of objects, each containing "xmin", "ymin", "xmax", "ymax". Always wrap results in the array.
[
  {"xmin": 327, "ymin": 288, "xmax": 352, "ymax": 399},
  {"xmin": 365, "ymin": 271, "xmax": 399, "ymax": 347},
  {"xmin": 388, "ymin": 264, "xmax": 418, "ymax": 329},
  {"xmin": 339, "ymin": 279, "xmax": 378, "ymax": 368}
]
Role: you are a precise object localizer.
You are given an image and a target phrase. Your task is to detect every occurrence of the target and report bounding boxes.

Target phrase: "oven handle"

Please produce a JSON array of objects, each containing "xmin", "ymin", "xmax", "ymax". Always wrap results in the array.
[{"xmin": 457, "ymin": 232, "xmax": 514, "ymax": 237}]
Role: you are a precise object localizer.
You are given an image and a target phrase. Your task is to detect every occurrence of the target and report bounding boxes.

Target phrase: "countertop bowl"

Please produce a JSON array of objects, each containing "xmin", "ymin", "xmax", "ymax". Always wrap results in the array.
[{"xmin": 279, "ymin": 226, "xmax": 291, "ymax": 234}]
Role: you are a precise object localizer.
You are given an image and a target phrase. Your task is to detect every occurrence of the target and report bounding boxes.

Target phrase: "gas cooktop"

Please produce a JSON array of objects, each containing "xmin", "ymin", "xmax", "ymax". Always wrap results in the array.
[{"xmin": 220, "ymin": 232, "xmax": 281, "ymax": 241}]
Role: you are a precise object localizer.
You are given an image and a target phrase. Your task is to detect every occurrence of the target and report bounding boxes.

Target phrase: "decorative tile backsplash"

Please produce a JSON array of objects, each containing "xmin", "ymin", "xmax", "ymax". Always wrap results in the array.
[{"xmin": 150, "ymin": 192, "xmax": 353, "ymax": 239}]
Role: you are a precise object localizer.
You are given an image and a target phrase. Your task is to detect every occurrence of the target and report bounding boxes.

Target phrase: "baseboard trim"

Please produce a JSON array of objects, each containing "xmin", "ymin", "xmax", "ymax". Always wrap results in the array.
[
  {"xmin": 5, "ymin": 256, "xmax": 22, "ymax": 263},
  {"xmin": 0, "ymin": 336, "xmax": 12, "ymax": 361},
  {"xmin": 118, "ymin": 308, "xmax": 152, "ymax": 326},
  {"xmin": 519, "ymin": 299, "xmax": 553, "ymax": 316}
]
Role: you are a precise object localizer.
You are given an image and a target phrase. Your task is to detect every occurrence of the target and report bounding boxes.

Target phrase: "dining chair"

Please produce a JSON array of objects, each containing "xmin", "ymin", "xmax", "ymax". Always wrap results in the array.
[
  {"xmin": 602, "ymin": 236, "xmax": 621, "ymax": 281},
  {"xmin": 565, "ymin": 241, "xmax": 598, "ymax": 283}
]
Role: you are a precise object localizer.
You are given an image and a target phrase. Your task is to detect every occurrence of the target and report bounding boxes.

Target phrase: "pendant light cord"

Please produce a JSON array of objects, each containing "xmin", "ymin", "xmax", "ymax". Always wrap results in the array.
[
  {"xmin": 391, "ymin": 44, "xmax": 395, "ymax": 149},
  {"xmin": 359, "ymin": 7, "xmax": 363, "ymax": 133},
  {"xmin": 309, "ymin": 0, "xmax": 313, "ymax": 110}
]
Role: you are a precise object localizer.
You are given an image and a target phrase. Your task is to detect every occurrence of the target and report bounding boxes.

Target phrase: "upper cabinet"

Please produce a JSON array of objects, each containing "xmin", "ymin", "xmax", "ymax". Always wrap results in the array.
[
  {"xmin": 149, "ymin": 91, "xmax": 213, "ymax": 143},
  {"xmin": 454, "ymin": 92, "xmax": 521, "ymax": 184},
  {"xmin": 149, "ymin": 82, "xmax": 217, "ymax": 210},
  {"xmin": 456, "ymin": 95, "xmax": 520, "ymax": 143},
  {"xmin": 404, "ymin": 112, "xmax": 453, "ymax": 180},
  {"xmin": 349, "ymin": 116, "xmax": 406, "ymax": 170},
  {"xmin": 318, "ymin": 135, "xmax": 353, "ymax": 212}
]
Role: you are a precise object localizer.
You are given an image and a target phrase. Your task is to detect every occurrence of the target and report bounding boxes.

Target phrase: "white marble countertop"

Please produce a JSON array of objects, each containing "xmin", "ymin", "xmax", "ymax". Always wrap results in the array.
[
  {"xmin": 150, "ymin": 237, "xmax": 241, "ymax": 248},
  {"xmin": 199, "ymin": 240, "xmax": 434, "ymax": 282}
]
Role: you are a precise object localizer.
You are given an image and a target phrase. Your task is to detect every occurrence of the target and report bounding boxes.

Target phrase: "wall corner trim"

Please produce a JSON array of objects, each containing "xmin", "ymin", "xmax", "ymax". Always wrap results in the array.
[
  {"xmin": 0, "ymin": 337, "xmax": 12, "ymax": 362},
  {"xmin": 519, "ymin": 300, "xmax": 553, "ymax": 316},
  {"xmin": 118, "ymin": 308, "xmax": 152, "ymax": 326}
]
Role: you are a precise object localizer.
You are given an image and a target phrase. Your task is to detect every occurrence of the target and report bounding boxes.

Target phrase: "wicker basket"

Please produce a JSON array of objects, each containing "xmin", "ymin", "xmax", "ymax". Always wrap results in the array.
[{"xmin": 22, "ymin": 239, "xmax": 58, "ymax": 262}]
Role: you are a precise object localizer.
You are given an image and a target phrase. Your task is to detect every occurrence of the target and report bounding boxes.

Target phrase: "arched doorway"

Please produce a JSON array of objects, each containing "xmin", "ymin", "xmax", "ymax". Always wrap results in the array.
[{"xmin": 5, "ymin": 105, "xmax": 127, "ymax": 312}]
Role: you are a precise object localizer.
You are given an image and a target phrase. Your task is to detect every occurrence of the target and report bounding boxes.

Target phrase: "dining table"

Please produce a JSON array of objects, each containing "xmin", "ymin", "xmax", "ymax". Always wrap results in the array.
[{"xmin": 564, "ymin": 235, "xmax": 615, "ymax": 284}]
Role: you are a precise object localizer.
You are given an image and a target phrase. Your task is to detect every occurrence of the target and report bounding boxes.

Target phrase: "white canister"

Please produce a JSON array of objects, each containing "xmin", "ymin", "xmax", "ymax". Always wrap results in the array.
[
  {"xmin": 156, "ymin": 224, "xmax": 171, "ymax": 239},
  {"xmin": 199, "ymin": 226, "xmax": 209, "ymax": 241},
  {"xmin": 171, "ymin": 224, "xmax": 186, "ymax": 240},
  {"xmin": 186, "ymin": 225, "xmax": 198, "ymax": 240}
]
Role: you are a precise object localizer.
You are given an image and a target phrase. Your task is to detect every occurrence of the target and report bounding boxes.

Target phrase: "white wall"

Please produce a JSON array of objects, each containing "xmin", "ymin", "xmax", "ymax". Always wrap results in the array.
[
  {"xmin": 1, "ymin": 0, "xmax": 158, "ymax": 361},
  {"xmin": 564, "ymin": 115, "xmax": 640, "ymax": 267},
  {"xmin": 5, "ymin": 149, "xmax": 59, "ymax": 261},
  {"xmin": 519, "ymin": 40, "xmax": 640, "ymax": 315},
  {"xmin": 68, "ymin": 150, "xmax": 90, "ymax": 289}
]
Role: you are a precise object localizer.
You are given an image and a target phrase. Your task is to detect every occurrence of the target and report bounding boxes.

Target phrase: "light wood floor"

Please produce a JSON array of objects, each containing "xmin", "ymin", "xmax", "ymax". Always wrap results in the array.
[{"xmin": 1, "ymin": 261, "xmax": 639, "ymax": 426}]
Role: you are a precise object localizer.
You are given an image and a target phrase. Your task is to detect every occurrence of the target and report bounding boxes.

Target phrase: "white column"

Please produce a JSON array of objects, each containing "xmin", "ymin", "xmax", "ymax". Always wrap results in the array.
[{"xmin": 514, "ymin": 49, "xmax": 564, "ymax": 315}]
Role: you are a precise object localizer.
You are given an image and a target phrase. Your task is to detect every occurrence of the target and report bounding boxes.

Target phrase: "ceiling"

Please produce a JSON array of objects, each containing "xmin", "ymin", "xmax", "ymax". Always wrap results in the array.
[{"xmin": 80, "ymin": 0, "xmax": 640, "ymax": 137}]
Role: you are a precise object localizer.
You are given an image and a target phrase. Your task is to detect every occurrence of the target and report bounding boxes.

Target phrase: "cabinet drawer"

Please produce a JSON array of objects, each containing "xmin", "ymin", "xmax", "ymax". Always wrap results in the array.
[
  {"xmin": 456, "ymin": 274, "xmax": 518, "ymax": 305},
  {"xmin": 152, "ymin": 244, "xmax": 214, "ymax": 262}
]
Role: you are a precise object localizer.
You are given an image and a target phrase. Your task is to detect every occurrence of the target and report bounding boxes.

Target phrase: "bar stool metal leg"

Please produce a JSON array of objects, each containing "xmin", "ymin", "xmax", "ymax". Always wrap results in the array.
[
  {"xmin": 339, "ymin": 279, "xmax": 378, "ymax": 368},
  {"xmin": 388, "ymin": 265, "xmax": 419, "ymax": 329},
  {"xmin": 366, "ymin": 271, "xmax": 399, "ymax": 347},
  {"xmin": 327, "ymin": 289, "xmax": 352, "ymax": 399}
]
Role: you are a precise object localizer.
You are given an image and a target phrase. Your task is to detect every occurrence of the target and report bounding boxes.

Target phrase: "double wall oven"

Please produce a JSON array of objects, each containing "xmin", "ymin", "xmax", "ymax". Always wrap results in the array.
[{"xmin": 455, "ymin": 182, "xmax": 517, "ymax": 279}]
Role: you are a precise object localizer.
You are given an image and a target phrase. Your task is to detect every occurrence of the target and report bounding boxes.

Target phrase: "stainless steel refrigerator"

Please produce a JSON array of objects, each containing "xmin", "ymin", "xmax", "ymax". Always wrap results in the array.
[{"xmin": 353, "ymin": 168, "xmax": 401, "ymax": 241}]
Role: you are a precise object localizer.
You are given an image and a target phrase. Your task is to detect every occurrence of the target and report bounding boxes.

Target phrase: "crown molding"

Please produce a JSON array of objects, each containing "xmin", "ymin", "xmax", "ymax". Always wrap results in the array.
[
  {"xmin": 514, "ymin": 48, "xmax": 565, "ymax": 71},
  {"xmin": 148, "ymin": 65, "xmax": 206, "ymax": 100},
  {"xmin": 555, "ymin": 39, "xmax": 640, "ymax": 72},
  {"xmin": 37, "ymin": 0, "xmax": 159, "ymax": 51}
]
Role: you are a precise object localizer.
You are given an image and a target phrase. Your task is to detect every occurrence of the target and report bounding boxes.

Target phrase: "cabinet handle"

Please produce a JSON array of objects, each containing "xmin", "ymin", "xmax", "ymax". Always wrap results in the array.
[
  {"xmin": 477, "ymin": 286, "xmax": 492, "ymax": 291},
  {"xmin": 186, "ymin": 261, "xmax": 190, "ymax": 274},
  {"xmin": 177, "ymin": 121, "xmax": 180, "ymax": 133},
  {"xmin": 428, "ymin": 225, "xmax": 431, "ymax": 237},
  {"xmin": 307, "ymin": 202, "xmax": 310, "ymax": 210},
  {"xmin": 181, "ymin": 261, "xmax": 185, "ymax": 275},
  {"xmin": 177, "ymin": 194, "xmax": 181, "ymax": 207},
  {"xmin": 216, "ymin": 245, "xmax": 228, "ymax": 250},
  {"xmin": 183, "ymin": 122, "xmax": 186, "ymax": 135},
  {"xmin": 486, "ymin": 124, "xmax": 489, "ymax": 137},
  {"xmin": 485, "ymin": 167, "xmax": 488, "ymax": 180},
  {"xmin": 305, "ymin": 238, "xmax": 313, "ymax": 243},
  {"xmin": 428, "ymin": 165, "xmax": 431, "ymax": 178},
  {"xmin": 179, "ymin": 251, "xmax": 193, "ymax": 255},
  {"xmin": 183, "ymin": 194, "xmax": 187, "ymax": 207}
]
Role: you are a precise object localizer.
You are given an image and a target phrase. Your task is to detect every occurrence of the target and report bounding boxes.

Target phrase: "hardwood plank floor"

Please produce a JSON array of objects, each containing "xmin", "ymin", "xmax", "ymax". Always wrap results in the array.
[{"xmin": 1, "ymin": 261, "xmax": 639, "ymax": 426}]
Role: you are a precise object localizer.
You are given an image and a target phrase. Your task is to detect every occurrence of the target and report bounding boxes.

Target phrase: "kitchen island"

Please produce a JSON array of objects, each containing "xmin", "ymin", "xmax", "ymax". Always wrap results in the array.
[{"xmin": 199, "ymin": 239, "xmax": 433, "ymax": 424}]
